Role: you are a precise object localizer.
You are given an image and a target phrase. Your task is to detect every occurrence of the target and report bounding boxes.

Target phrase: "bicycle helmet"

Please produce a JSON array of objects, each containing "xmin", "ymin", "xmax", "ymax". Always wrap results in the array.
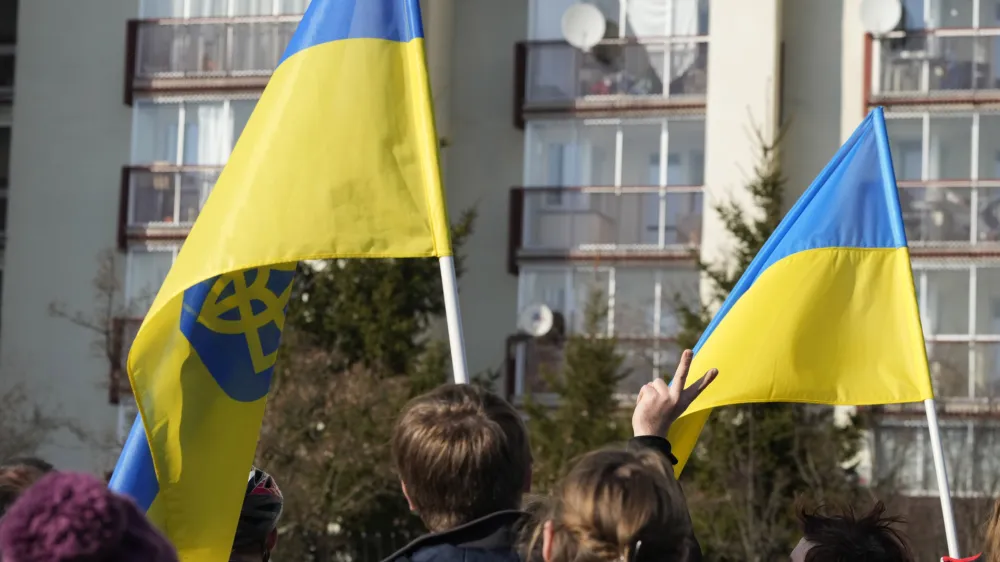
[{"xmin": 232, "ymin": 467, "xmax": 284, "ymax": 552}]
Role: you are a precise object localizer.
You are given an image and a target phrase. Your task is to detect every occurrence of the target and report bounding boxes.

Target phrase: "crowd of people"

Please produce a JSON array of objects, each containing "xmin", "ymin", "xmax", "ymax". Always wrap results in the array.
[{"xmin": 0, "ymin": 350, "xmax": 993, "ymax": 561}]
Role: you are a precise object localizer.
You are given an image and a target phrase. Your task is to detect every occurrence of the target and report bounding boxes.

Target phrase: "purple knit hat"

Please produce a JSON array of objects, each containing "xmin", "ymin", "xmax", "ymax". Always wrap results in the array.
[{"xmin": 0, "ymin": 472, "xmax": 177, "ymax": 562}]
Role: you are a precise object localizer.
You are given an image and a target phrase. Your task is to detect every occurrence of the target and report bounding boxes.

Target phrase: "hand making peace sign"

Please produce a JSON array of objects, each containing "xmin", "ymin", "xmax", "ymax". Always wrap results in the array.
[{"xmin": 631, "ymin": 349, "xmax": 719, "ymax": 437}]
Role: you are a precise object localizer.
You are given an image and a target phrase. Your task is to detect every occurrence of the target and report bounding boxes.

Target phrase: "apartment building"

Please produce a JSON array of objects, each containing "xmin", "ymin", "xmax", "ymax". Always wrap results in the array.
[
  {"xmin": 0, "ymin": 0, "xmax": 14, "ymax": 328},
  {"xmin": 2, "ymin": 0, "xmax": 998, "ymax": 542}
]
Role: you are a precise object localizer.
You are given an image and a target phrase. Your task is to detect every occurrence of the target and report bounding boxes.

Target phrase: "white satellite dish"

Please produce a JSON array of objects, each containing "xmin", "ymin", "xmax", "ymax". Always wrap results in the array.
[
  {"xmin": 518, "ymin": 303, "xmax": 555, "ymax": 338},
  {"xmin": 561, "ymin": 3, "xmax": 607, "ymax": 51},
  {"xmin": 860, "ymin": 0, "xmax": 902, "ymax": 34}
]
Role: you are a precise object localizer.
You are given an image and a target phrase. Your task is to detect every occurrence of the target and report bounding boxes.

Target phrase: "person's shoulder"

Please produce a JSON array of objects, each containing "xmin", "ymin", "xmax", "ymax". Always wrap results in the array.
[
  {"xmin": 409, "ymin": 544, "xmax": 521, "ymax": 562},
  {"xmin": 382, "ymin": 511, "xmax": 527, "ymax": 562}
]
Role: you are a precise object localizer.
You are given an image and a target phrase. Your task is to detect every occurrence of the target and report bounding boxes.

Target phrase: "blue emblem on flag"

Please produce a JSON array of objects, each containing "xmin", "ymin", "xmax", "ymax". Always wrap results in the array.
[{"xmin": 180, "ymin": 265, "xmax": 295, "ymax": 402}]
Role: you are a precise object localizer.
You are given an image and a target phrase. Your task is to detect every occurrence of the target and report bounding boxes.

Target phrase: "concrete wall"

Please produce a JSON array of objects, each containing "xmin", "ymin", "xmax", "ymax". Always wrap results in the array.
[
  {"xmin": 781, "ymin": 0, "xmax": 846, "ymax": 202},
  {"xmin": 840, "ymin": 0, "xmax": 866, "ymax": 142},
  {"xmin": 1, "ymin": 0, "xmax": 135, "ymax": 471},
  {"xmin": 443, "ymin": 0, "xmax": 527, "ymax": 378},
  {"xmin": 699, "ymin": 0, "xmax": 782, "ymax": 286}
]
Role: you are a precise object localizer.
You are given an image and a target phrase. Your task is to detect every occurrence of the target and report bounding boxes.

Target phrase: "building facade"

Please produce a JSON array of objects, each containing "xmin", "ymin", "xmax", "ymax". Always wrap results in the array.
[{"xmin": 2, "ymin": 0, "xmax": 998, "ymax": 545}]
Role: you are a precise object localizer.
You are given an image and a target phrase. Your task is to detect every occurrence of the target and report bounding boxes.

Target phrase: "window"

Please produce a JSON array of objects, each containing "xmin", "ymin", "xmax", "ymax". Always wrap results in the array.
[
  {"xmin": 913, "ymin": 264, "xmax": 1000, "ymax": 399},
  {"xmin": 518, "ymin": 264, "xmax": 699, "ymax": 338},
  {"xmin": 132, "ymin": 98, "xmax": 258, "ymax": 165},
  {"xmin": 529, "ymin": 0, "xmax": 709, "ymax": 40},
  {"xmin": 885, "ymin": 113, "xmax": 1000, "ymax": 245},
  {"xmin": 128, "ymin": 168, "xmax": 221, "ymax": 226},
  {"xmin": 522, "ymin": 119, "xmax": 704, "ymax": 251},
  {"xmin": 876, "ymin": 421, "xmax": 1000, "ymax": 496},
  {"xmin": 126, "ymin": 247, "xmax": 177, "ymax": 314},
  {"xmin": 525, "ymin": 118, "xmax": 706, "ymax": 188},
  {"xmin": 875, "ymin": 1, "xmax": 1000, "ymax": 96},
  {"xmin": 516, "ymin": 264, "xmax": 697, "ymax": 393},
  {"xmin": 140, "ymin": 0, "xmax": 310, "ymax": 18}
]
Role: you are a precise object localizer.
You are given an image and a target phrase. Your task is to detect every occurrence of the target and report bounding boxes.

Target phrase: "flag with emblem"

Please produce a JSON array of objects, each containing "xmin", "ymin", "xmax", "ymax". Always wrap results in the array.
[{"xmin": 109, "ymin": 0, "xmax": 452, "ymax": 559}]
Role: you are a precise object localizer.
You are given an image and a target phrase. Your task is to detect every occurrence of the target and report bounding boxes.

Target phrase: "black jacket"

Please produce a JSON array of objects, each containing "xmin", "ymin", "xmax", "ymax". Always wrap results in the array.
[
  {"xmin": 382, "ymin": 510, "xmax": 525, "ymax": 562},
  {"xmin": 381, "ymin": 436, "xmax": 700, "ymax": 562}
]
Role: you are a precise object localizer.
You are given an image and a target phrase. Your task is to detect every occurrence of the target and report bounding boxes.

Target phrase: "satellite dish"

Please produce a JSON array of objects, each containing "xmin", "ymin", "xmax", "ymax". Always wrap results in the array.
[
  {"xmin": 518, "ymin": 304, "xmax": 555, "ymax": 338},
  {"xmin": 860, "ymin": 0, "xmax": 902, "ymax": 34},
  {"xmin": 562, "ymin": 3, "xmax": 607, "ymax": 51}
]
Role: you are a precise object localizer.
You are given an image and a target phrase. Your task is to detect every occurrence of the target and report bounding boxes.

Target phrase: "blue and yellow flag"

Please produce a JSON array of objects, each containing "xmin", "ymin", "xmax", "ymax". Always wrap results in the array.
[
  {"xmin": 109, "ymin": 1, "xmax": 451, "ymax": 559},
  {"xmin": 668, "ymin": 107, "xmax": 934, "ymax": 474}
]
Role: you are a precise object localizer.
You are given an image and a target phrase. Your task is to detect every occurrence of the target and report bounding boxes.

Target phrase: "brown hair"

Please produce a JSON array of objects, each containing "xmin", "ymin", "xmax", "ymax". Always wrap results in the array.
[
  {"xmin": 982, "ymin": 498, "xmax": 1000, "ymax": 562},
  {"xmin": 527, "ymin": 448, "xmax": 696, "ymax": 562},
  {"xmin": 797, "ymin": 502, "xmax": 914, "ymax": 562},
  {"xmin": 0, "ymin": 464, "xmax": 48, "ymax": 518},
  {"xmin": 391, "ymin": 384, "xmax": 532, "ymax": 532}
]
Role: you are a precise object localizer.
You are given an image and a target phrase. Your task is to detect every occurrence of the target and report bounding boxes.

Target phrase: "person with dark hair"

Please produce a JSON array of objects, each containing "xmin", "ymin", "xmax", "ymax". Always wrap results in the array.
[
  {"xmin": 0, "ymin": 463, "xmax": 48, "ymax": 518},
  {"xmin": 231, "ymin": 467, "xmax": 284, "ymax": 562},
  {"xmin": 0, "ymin": 471, "xmax": 177, "ymax": 561},
  {"xmin": 791, "ymin": 502, "xmax": 914, "ymax": 562}
]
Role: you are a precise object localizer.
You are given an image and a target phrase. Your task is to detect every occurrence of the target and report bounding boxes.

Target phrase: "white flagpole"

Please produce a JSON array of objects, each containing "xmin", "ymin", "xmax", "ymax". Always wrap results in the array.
[
  {"xmin": 924, "ymin": 398, "xmax": 959, "ymax": 557},
  {"xmin": 439, "ymin": 255, "xmax": 470, "ymax": 384}
]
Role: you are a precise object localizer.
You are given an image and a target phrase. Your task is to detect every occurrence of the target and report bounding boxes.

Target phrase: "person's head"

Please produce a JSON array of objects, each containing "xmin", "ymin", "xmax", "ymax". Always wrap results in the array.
[
  {"xmin": 0, "ymin": 463, "xmax": 48, "ymax": 519},
  {"xmin": 0, "ymin": 471, "xmax": 177, "ymax": 562},
  {"xmin": 791, "ymin": 502, "xmax": 913, "ymax": 562},
  {"xmin": 391, "ymin": 384, "xmax": 532, "ymax": 532},
  {"xmin": 981, "ymin": 498, "xmax": 1000, "ymax": 562},
  {"xmin": 231, "ymin": 467, "xmax": 284, "ymax": 562},
  {"xmin": 530, "ymin": 448, "xmax": 696, "ymax": 562}
]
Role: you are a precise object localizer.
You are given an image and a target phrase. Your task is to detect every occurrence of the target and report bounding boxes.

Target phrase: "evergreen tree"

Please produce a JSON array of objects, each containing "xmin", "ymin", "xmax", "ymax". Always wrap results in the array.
[
  {"xmin": 256, "ymin": 211, "xmax": 475, "ymax": 561},
  {"xmin": 675, "ymin": 129, "xmax": 864, "ymax": 561},
  {"xmin": 525, "ymin": 289, "xmax": 631, "ymax": 492}
]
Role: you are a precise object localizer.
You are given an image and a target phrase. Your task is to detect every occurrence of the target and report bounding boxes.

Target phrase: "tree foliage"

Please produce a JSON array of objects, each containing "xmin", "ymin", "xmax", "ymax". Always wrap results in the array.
[
  {"xmin": 675, "ymin": 128, "xmax": 865, "ymax": 561},
  {"xmin": 257, "ymin": 211, "xmax": 475, "ymax": 561},
  {"xmin": 525, "ymin": 290, "xmax": 631, "ymax": 493}
]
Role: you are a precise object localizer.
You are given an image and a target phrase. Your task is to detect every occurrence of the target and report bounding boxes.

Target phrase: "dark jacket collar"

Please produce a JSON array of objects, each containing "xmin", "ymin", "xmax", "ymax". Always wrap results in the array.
[{"xmin": 381, "ymin": 510, "xmax": 527, "ymax": 562}]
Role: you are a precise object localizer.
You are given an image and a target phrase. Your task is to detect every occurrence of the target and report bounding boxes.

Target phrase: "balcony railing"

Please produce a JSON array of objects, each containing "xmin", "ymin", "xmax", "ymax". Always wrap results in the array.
[
  {"xmin": 126, "ymin": 16, "xmax": 300, "ymax": 102},
  {"xmin": 869, "ymin": 28, "xmax": 1000, "ymax": 104},
  {"xmin": 898, "ymin": 181, "xmax": 1000, "ymax": 249},
  {"xmin": 508, "ymin": 186, "xmax": 702, "ymax": 272},
  {"xmin": 505, "ymin": 334, "xmax": 677, "ymax": 403},
  {"xmin": 0, "ymin": 44, "xmax": 13, "ymax": 104},
  {"xmin": 516, "ymin": 37, "xmax": 708, "ymax": 125},
  {"xmin": 118, "ymin": 166, "xmax": 221, "ymax": 248}
]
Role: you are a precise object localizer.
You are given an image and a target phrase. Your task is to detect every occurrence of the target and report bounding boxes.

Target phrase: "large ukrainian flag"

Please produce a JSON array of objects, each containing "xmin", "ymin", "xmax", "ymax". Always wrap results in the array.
[
  {"xmin": 109, "ymin": 1, "xmax": 451, "ymax": 560},
  {"xmin": 669, "ymin": 108, "xmax": 934, "ymax": 475}
]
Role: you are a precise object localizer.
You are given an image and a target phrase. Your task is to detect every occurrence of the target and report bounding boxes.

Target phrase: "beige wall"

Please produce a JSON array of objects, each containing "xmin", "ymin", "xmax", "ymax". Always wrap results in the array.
[
  {"xmin": 1, "ymin": 0, "xmax": 135, "ymax": 471},
  {"xmin": 443, "ymin": 0, "xmax": 527, "ymax": 378},
  {"xmin": 781, "ymin": 0, "xmax": 848, "ymax": 202},
  {"xmin": 699, "ymin": 0, "xmax": 782, "ymax": 286},
  {"xmin": 841, "ymin": 0, "xmax": 866, "ymax": 142}
]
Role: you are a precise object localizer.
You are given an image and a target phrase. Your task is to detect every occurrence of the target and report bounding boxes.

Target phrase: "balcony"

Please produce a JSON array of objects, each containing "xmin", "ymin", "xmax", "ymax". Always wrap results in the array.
[
  {"xmin": 868, "ymin": 29, "xmax": 1000, "ymax": 105},
  {"xmin": 110, "ymin": 317, "xmax": 142, "ymax": 404},
  {"xmin": 0, "ymin": 44, "xmax": 12, "ymax": 104},
  {"xmin": 515, "ymin": 37, "xmax": 708, "ymax": 125},
  {"xmin": 508, "ymin": 186, "xmax": 703, "ymax": 273},
  {"xmin": 118, "ymin": 166, "xmax": 221, "ymax": 248},
  {"xmin": 125, "ymin": 16, "xmax": 300, "ymax": 103},
  {"xmin": 898, "ymin": 181, "xmax": 1000, "ymax": 255},
  {"xmin": 504, "ymin": 334, "xmax": 678, "ymax": 403}
]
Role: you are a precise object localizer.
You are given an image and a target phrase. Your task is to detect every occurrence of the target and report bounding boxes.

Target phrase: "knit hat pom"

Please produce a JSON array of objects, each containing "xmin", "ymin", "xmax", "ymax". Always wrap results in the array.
[{"xmin": 0, "ymin": 472, "xmax": 129, "ymax": 561}]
